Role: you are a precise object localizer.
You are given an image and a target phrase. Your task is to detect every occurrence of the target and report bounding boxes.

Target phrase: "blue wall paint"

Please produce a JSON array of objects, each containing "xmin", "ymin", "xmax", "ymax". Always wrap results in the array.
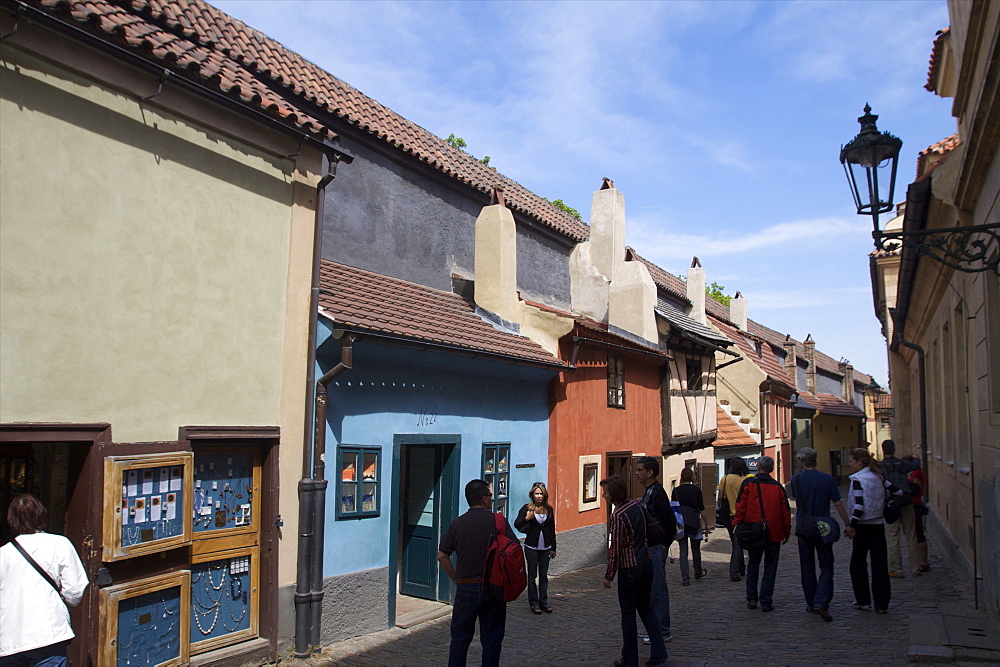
[{"xmin": 319, "ymin": 337, "xmax": 554, "ymax": 577}]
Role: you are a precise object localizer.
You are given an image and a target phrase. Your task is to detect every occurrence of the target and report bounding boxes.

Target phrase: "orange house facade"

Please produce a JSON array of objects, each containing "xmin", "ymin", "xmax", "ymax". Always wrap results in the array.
[{"xmin": 547, "ymin": 322, "xmax": 669, "ymax": 572}]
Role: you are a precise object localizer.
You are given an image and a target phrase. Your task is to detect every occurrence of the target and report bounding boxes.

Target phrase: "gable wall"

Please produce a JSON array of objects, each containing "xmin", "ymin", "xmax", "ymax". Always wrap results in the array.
[{"xmin": 321, "ymin": 135, "xmax": 574, "ymax": 309}]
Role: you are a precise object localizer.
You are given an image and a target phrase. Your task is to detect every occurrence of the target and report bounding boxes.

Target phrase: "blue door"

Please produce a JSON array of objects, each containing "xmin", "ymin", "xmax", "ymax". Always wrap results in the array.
[{"xmin": 400, "ymin": 444, "xmax": 441, "ymax": 599}]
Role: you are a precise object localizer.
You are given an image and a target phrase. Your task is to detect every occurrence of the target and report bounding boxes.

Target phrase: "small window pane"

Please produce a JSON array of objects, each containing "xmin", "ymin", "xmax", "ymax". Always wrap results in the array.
[
  {"xmin": 497, "ymin": 473, "xmax": 508, "ymax": 499},
  {"xmin": 583, "ymin": 463, "xmax": 598, "ymax": 502},
  {"xmin": 362, "ymin": 482, "xmax": 377, "ymax": 512},
  {"xmin": 362, "ymin": 453, "xmax": 377, "ymax": 481},
  {"xmin": 340, "ymin": 482, "xmax": 357, "ymax": 513},
  {"xmin": 341, "ymin": 454, "xmax": 357, "ymax": 482}
]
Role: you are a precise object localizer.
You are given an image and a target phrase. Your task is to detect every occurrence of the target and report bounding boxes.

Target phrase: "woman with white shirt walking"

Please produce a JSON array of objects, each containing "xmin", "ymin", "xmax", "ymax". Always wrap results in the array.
[
  {"xmin": 846, "ymin": 448, "xmax": 902, "ymax": 614},
  {"xmin": 514, "ymin": 483, "xmax": 556, "ymax": 614},
  {"xmin": 0, "ymin": 494, "xmax": 88, "ymax": 666}
]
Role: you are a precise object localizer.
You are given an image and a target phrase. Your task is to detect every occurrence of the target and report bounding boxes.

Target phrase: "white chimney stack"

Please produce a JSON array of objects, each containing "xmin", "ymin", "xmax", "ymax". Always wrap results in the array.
[
  {"xmin": 731, "ymin": 291, "xmax": 748, "ymax": 330},
  {"xmin": 687, "ymin": 257, "xmax": 706, "ymax": 325}
]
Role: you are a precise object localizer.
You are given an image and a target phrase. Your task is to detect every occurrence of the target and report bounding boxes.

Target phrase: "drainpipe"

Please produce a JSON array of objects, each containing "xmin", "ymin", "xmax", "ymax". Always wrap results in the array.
[
  {"xmin": 307, "ymin": 330, "xmax": 356, "ymax": 652},
  {"xmin": 295, "ymin": 154, "xmax": 347, "ymax": 658}
]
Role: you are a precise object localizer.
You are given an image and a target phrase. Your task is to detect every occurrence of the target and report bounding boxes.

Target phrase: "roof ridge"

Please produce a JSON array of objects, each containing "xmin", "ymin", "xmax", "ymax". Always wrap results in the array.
[{"xmin": 136, "ymin": 0, "xmax": 589, "ymax": 241}]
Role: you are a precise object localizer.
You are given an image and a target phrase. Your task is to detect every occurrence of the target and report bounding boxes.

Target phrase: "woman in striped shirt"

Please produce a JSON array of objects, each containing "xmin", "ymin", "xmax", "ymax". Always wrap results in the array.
[{"xmin": 600, "ymin": 475, "xmax": 667, "ymax": 667}]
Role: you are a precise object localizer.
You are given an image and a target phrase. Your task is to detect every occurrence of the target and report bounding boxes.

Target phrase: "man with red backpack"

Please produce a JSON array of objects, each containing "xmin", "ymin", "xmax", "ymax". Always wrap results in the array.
[{"xmin": 438, "ymin": 479, "xmax": 520, "ymax": 667}]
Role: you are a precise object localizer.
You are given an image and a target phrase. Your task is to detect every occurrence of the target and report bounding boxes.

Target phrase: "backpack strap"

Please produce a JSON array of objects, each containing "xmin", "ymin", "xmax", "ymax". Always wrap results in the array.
[{"xmin": 494, "ymin": 512, "xmax": 505, "ymax": 535}]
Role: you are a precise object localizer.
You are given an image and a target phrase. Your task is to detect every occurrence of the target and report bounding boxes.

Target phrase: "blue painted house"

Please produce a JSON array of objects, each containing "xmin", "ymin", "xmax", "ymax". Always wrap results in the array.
[{"xmin": 315, "ymin": 260, "xmax": 567, "ymax": 641}]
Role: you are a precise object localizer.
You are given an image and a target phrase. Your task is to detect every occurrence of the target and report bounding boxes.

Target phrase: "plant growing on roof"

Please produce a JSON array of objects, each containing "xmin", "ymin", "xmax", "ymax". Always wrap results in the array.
[
  {"xmin": 444, "ymin": 134, "xmax": 468, "ymax": 150},
  {"xmin": 708, "ymin": 282, "xmax": 732, "ymax": 306},
  {"xmin": 544, "ymin": 198, "xmax": 581, "ymax": 220}
]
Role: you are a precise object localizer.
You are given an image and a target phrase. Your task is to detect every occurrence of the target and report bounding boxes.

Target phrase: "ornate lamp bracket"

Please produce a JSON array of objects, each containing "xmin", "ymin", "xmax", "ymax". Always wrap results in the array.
[{"xmin": 875, "ymin": 222, "xmax": 1000, "ymax": 273}]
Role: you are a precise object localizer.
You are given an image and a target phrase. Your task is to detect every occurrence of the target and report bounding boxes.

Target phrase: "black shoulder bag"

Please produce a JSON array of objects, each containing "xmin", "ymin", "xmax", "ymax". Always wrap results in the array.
[
  {"xmin": 11, "ymin": 538, "xmax": 69, "ymax": 609},
  {"xmin": 734, "ymin": 480, "xmax": 769, "ymax": 550}
]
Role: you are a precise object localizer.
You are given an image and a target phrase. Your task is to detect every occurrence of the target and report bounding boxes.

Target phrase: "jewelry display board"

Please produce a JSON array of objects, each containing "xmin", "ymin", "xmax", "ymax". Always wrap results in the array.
[
  {"xmin": 99, "ymin": 570, "xmax": 191, "ymax": 667},
  {"xmin": 483, "ymin": 443, "xmax": 510, "ymax": 517},
  {"xmin": 192, "ymin": 449, "xmax": 259, "ymax": 537},
  {"xmin": 189, "ymin": 547, "xmax": 259, "ymax": 654},
  {"xmin": 103, "ymin": 453, "xmax": 194, "ymax": 561}
]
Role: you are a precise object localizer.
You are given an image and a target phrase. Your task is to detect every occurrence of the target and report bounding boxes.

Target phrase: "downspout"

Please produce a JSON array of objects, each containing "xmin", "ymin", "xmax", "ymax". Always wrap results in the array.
[
  {"xmin": 295, "ymin": 154, "xmax": 346, "ymax": 658},
  {"xmin": 308, "ymin": 330, "xmax": 356, "ymax": 652}
]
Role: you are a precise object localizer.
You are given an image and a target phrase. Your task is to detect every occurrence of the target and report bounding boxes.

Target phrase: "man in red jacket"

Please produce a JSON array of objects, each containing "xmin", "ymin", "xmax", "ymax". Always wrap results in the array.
[{"xmin": 734, "ymin": 456, "xmax": 791, "ymax": 612}]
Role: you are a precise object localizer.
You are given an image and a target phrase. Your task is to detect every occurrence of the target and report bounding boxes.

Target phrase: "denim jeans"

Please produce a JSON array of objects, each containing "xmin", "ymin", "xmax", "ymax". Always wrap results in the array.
[
  {"xmin": 850, "ymin": 523, "xmax": 891, "ymax": 611},
  {"xmin": 678, "ymin": 537, "xmax": 703, "ymax": 584},
  {"xmin": 724, "ymin": 522, "xmax": 745, "ymax": 578},
  {"xmin": 797, "ymin": 535, "xmax": 835, "ymax": 611},
  {"xmin": 524, "ymin": 548, "xmax": 550, "ymax": 608},
  {"xmin": 648, "ymin": 544, "xmax": 671, "ymax": 635},
  {"xmin": 616, "ymin": 561, "xmax": 667, "ymax": 667},
  {"xmin": 745, "ymin": 540, "xmax": 781, "ymax": 607},
  {"xmin": 0, "ymin": 640, "xmax": 70, "ymax": 667},
  {"xmin": 448, "ymin": 583, "xmax": 506, "ymax": 667}
]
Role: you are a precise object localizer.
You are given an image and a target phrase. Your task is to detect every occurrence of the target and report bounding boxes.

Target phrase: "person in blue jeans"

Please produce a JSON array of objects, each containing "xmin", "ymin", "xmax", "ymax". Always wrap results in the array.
[
  {"xmin": 733, "ymin": 456, "xmax": 790, "ymax": 612},
  {"xmin": 634, "ymin": 457, "xmax": 672, "ymax": 645},
  {"xmin": 601, "ymin": 475, "xmax": 667, "ymax": 667},
  {"xmin": 790, "ymin": 447, "xmax": 852, "ymax": 621},
  {"xmin": 438, "ymin": 480, "xmax": 518, "ymax": 667}
]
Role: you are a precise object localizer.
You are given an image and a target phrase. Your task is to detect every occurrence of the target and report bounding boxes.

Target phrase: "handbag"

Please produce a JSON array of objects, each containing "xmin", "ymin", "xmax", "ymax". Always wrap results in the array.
[
  {"xmin": 11, "ymin": 538, "xmax": 70, "ymax": 609},
  {"xmin": 733, "ymin": 480, "xmax": 769, "ymax": 550},
  {"xmin": 792, "ymin": 477, "xmax": 841, "ymax": 544}
]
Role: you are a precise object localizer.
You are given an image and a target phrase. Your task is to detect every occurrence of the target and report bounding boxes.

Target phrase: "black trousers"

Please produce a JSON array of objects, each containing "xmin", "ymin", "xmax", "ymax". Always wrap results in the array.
[{"xmin": 850, "ymin": 523, "xmax": 891, "ymax": 611}]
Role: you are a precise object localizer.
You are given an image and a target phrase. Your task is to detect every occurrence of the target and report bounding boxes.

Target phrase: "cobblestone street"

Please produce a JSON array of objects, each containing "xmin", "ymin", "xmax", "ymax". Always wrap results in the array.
[{"xmin": 309, "ymin": 518, "xmax": 999, "ymax": 667}]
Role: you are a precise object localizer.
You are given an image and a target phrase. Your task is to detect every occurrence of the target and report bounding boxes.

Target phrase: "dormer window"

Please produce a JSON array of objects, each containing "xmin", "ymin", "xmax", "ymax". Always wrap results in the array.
[{"xmin": 608, "ymin": 354, "xmax": 625, "ymax": 408}]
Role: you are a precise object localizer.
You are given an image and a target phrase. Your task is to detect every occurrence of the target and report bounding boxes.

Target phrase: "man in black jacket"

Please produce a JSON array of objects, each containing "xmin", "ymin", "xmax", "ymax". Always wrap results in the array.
[{"xmin": 635, "ymin": 456, "xmax": 673, "ymax": 644}]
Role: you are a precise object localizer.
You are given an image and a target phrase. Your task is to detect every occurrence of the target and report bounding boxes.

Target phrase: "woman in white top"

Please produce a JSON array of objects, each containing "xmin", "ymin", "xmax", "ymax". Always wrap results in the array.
[
  {"xmin": 0, "ymin": 494, "xmax": 88, "ymax": 666},
  {"xmin": 514, "ymin": 483, "xmax": 557, "ymax": 614},
  {"xmin": 846, "ymin": 448, "xmax": 901, "ymax": 614}
]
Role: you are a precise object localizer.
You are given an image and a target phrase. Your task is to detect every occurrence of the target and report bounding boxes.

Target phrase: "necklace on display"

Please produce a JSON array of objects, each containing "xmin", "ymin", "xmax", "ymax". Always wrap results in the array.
[
  {"xmin": 124, "ymin": 525, "xmax": 141, "ymax": 545},
  {"xmin": 193, "ymin": 604, "xmax": 219, "ymax": 636}
]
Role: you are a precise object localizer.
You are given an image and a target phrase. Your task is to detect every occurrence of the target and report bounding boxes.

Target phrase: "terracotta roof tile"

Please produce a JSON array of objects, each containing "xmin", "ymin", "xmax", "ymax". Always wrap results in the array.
[
  {"xmin": 574, "ymin": 318, "xmax": 669, "ymax": 357},
  {"xmin": 710, "ymin": 316, "xmax": 794, "ymax": 390},
  {"xmin": 925, "ymin": 27, "xmax": 950, "ymax": 93},
  {"xmin": 917, "ymin": 133, "xmax": 960, "ymax": 179},
  {"xmin": 876, "ymin": 394, "xmax": 893, "ymax": 411},
  {"xmin": 715, "ymin": 407, "xmax": 757, "ymax": 447},
  {"xmin": 318, "ymin": 261, "xmax": 566, "ymax": 368},
  {"xmin": 32, "ymin": 0, "xmax": 589, "ymax": 241},
  {"xmin": 32, "ymin": 0, "xmax": 333, "ymax": 138},
  {"xmin": 798, "ymin": 392, "xmax": 865, "ymax": 419}
]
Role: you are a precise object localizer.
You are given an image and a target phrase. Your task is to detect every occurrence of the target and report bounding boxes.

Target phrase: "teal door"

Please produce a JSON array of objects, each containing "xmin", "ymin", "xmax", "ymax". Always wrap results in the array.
[{"xmin": 400, "ymin": 444, "xmax": 441, "ymax": 600}]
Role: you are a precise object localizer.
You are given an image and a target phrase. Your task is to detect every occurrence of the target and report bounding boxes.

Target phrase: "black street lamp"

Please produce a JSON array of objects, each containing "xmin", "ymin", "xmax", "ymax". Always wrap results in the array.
[
  {"xmin": 840, "ymin": 104, "xmax": 902, "ymax": 228},
  {"xmin": 840, "ymin": 105, "xmax": 999, "ymax": 273}
]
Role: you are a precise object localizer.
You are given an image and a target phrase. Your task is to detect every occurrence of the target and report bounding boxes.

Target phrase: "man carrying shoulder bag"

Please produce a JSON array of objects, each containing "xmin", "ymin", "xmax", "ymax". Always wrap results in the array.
[{"xmin": 733, "ymin": 456, "xmax": 790, "ymax": 613}]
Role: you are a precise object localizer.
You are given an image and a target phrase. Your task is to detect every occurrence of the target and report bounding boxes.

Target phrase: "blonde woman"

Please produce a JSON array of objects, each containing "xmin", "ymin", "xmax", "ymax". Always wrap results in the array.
[{"xmin": 514, "ymin": 483, "xmax": 556, "ymax": 614}]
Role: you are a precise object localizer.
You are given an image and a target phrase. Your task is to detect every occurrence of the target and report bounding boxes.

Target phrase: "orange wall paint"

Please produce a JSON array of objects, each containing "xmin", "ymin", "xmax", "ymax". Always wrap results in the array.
[{"xmin": 548, "ymin": 340, "xmax": 664, "ymax": 532}]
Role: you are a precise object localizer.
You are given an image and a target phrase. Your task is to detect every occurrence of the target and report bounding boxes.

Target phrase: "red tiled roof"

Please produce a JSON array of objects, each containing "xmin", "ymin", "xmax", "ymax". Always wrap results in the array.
[
  {"xmin": 917, "ymin": 133, "xmax": 960, "ymax": 179},
  {"xmin": 30, "ymin": 0, "xmax": 589, "ymax": 241},
  {"xmin": 876, "ymin": 394, "xmax": 893, "ymax": 411},
  {"xmin": 318, "ymin": 261, "xmax": 566, "ymax": 368},
  {"xmin": 925, "ymin": 27, "xmax": 950, "ymax": 93},
  {"xmin": 625, "ymin": 248, "xmax": 689, "ymax": 303},
  {"xmin": 710, "ymin": 316, "xmax": 794, "ymax": 390},
  {"xmin": 745, "ymin": 321, "xmax": 872, "ymax": 388},
  {"xmin": 715, "ymin": 407, "xmax": 757, "ymax": 447},
  {"xmin": 30, "ymin": 0, "xmax": 334, "ymax": 138},
  {"xmin": 799, "ymin": 392, "xmax": 865, "ymax": 419}
]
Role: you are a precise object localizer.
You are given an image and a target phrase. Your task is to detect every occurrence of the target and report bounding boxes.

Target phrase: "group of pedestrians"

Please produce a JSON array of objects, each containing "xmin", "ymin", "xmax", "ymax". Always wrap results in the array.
[{"xmin": 436, "ymin": 439, "xmax": 931, "ymax": 667}]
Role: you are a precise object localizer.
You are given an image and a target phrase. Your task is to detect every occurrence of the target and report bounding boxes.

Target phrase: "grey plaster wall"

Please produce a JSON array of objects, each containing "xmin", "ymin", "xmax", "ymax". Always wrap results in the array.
[
  {"xmin": 322, "ymin": 135, "xmax": 573, "ymax": 309},
  {"xmin": 276, "ymin": 583, "xmax": 295, "ymax": 658},
  {"xmin": 548, "ymin": 522, "xmax": 606, "ymax": 577},
  {"xmin": 320, "ymin": 566, "xmax": 390, "ymax": 644}
]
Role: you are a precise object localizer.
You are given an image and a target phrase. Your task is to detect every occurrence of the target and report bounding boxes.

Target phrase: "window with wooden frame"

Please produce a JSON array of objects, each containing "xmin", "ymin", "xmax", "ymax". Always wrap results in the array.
[
  {"xmin": 482, "ymin": 443, "xmax": 510, "ymax": 517},
  {"xmin": 337, "ymin": 446, "xmax": 380, "ymax": 519},
  {"xmin": 686, "ymin": 356, "xmax": 703, "ymax": 391},
  {"xmin": 578, "ymin": 455, "xmax": 601, "ymax": 511},
  {"xmin": 607, "ymin": 354, "xmax": 625, "ymax": 408}
]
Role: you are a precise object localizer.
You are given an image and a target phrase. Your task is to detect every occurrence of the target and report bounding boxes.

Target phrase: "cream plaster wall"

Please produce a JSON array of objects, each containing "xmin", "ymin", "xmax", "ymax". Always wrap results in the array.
[{"xmin": 0, "ymin": 47, "xmax": 312, "ymax": 445}]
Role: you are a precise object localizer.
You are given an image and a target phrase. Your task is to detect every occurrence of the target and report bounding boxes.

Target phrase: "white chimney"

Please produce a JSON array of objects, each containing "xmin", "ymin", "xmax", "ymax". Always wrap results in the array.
[
  {"xmin": 589, "ymin": 178, "xmax": 625, "ymax": 282},
  {"xmin": 731, "ymin": 291, "xmax": 748, "ymax": 330},
  {"xmin": 687, "ymin": 257, "xmax": 706, "ymax": 325},
  {"xmin": 474, "ymin": 188, "xmax": 520, "ymax": 324}
]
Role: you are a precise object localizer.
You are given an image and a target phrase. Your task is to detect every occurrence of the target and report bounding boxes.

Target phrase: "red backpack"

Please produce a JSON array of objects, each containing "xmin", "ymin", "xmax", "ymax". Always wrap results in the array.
[{"xmin": 483, "ymin": 513, "xmax": 527, "ymax": 602}]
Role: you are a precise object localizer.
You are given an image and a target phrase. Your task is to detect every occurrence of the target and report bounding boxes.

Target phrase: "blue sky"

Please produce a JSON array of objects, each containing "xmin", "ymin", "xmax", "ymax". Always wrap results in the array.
[{"xmin": 215, "ymin": 0, "xmax": 954, "ymax": 386}]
